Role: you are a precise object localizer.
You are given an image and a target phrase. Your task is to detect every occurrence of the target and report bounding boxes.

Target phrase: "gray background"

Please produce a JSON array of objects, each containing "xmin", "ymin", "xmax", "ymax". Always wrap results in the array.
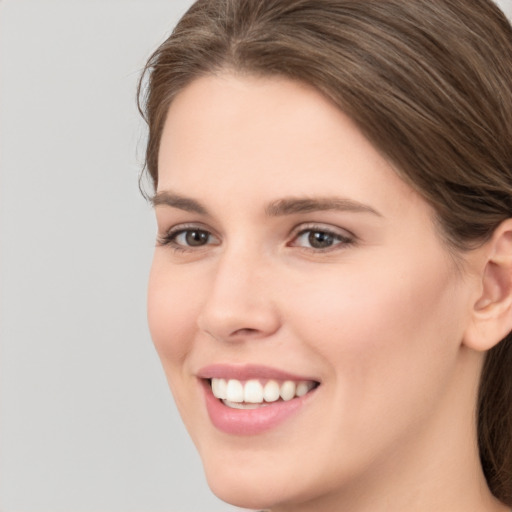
[
  {"xmin": 1, "ymin": 1, "xmax": 511, "ymax": 511},
  {"xmin": 0, "ymin": 1, "xmax": 244, "ymax": 511}
]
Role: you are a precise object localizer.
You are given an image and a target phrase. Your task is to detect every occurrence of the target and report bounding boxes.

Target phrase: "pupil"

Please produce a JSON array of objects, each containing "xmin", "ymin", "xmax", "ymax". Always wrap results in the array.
[
  {"xmin": 308, "ymin": 231, "xmax": 333, "ymax": 248},
  {"xmin": 186, "ymin": 230, "xmax": 209, "ymax": 246}
]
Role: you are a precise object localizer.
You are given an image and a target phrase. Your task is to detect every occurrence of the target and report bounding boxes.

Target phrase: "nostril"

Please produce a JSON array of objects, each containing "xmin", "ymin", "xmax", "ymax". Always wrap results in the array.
[
  {"xmin": 232, "ymin": 327, "xmax": 260, "ymax": 336},
  {"xmin": 197, "ymin": 291, "xmax": 281, "ymax": 342}
]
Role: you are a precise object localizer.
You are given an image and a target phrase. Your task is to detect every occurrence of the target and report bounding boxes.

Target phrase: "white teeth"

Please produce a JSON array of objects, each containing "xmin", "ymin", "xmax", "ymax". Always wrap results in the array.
[
  {"xmin": 296, "ymin": 381, "xmax": 313, "ymax": 397},
  {"xmin": 280, "ymin": 380, "xmax": 296, "ymax": 401},
  {"xmin": 210, "ymin": 377, "xmax": 316, "ymax": 404},
  {"xmin": 263, "ymin": 380, "xmax": 280, "ymax": 402},
  {"xmin": 211, "ymin": 378, "xmax": 227, "ymax": 399},
  {"xmin": 226, "ymin": 379, "xmax": 244, "ymax": 402},
  {"xmin": 223, "ymin": 400, "xmax": 266, "ymax": 410},
  {"xmin": 244, "ymin": 379, "xmax": 263, "ymax": 403}
]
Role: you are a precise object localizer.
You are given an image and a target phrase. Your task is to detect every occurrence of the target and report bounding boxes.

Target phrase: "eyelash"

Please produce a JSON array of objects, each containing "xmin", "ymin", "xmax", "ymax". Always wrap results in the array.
[
  {"xmin": 157, "ymin": 223, "xmax": 355, "ymax": 253},
  {"xmin": 157, "ymin": 224, "xmax": 219, "ymax": 253},
  {"xmin": 289, "ymin": 224, "xmax": 355, "ymax": 251}
]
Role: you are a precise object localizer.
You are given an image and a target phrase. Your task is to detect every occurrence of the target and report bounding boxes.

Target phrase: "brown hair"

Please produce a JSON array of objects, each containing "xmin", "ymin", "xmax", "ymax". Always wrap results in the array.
[{"xmin": 138, "ymin": 0, "xmax": 512, "ymax": 504}]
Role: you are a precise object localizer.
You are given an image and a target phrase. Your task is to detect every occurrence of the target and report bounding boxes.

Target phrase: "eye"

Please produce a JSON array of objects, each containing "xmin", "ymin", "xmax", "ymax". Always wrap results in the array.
[
  {"xmin": 175, "ymin": 229, "xmax": 211, "ymax": 247},
  {"xmin": 290, "ymin": 226, "xmax": 354, "ymax": 251},
  {"xmin": 158, "ymin": 225, "xmax": 219, "ymax": 251}
]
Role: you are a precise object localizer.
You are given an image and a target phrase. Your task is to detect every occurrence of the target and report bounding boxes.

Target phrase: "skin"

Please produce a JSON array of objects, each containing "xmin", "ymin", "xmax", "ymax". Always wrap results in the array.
[{"xmin": 148, "ymin": 73, "xmax": 510, "ymax": 512}]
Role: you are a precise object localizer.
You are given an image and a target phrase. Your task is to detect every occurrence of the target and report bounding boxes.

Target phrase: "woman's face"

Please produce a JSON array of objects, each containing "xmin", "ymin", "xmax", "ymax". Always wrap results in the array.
[{"xmin": 148, "ymin": 74, "xmax": 481, "ymax": 511}]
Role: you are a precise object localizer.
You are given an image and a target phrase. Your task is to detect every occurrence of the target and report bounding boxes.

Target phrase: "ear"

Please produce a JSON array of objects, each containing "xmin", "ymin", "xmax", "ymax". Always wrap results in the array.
[{"xmin": 463, "ymin": 218, "xmax": 512, "ymax": 352}]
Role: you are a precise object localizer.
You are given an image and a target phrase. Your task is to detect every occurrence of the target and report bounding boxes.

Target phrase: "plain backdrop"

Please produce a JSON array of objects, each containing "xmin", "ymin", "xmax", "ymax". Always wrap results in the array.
[
  {"xmin": 1, "ymin": 1, "xmax": 511, "ymax": 511},
  {"xmin": 0, "ymin": 1, "xmax": 244, "ymax": 511}
]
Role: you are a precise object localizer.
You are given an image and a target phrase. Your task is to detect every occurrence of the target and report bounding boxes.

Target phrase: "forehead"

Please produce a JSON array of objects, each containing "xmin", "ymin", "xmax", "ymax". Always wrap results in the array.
[{"xmin": 157, "ymin": 73, "xmax": 422, "ymax": 219}]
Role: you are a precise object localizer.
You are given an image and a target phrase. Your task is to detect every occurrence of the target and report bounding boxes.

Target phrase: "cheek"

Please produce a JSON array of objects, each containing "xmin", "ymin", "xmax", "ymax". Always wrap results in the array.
[
  {"xmin": 147, "ymin": 257, "xmax": 209, "ymax": 434},
  {"xmin": 284, "ymin": 250, "xmax": 467, "ymax": 405},
  {"xmin": 147, "ymin": 257, "xmax": 201, "ymax": 369},
  {"xmin": 297, "ymin": 247, "xmax": 461, "ymax": 339},
  {"xmin": 274, "ymin": 252, "xmax": 470, "ymax": 477}
]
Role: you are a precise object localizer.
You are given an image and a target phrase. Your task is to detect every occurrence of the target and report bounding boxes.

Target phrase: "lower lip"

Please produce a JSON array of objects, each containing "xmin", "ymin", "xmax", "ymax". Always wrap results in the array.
[{"xmin": 201, "ymin": 380, "xmax": 314, "ymax": 435}]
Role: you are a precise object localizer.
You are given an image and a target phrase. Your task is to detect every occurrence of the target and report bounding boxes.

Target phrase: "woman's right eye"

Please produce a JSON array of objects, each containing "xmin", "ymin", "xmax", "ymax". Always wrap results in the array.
[
  {"xmin": 174, "ymin": 229, "xmax": 211, "ymax": 247},
  {"xmin": 158, "ymin": 227, "xmax": 219, "ymax": 251}
]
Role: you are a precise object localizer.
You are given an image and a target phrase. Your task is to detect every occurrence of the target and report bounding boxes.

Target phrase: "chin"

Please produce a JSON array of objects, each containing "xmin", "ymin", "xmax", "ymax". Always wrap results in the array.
[
  {"xmin": 203, "ymin": 463, "xmax": 278, "ymax": 510},
  {"xmin": 198, "ymin": 443, "xmax": 341, "ymax": 512},
  {"xmin": 198, "ymin": 444, "xmax": 308, "ymax": 510}
]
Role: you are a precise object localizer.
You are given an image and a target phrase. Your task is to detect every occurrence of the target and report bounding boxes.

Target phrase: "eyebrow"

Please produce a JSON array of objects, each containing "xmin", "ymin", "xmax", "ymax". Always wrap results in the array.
[
  {"xmin": 265, "ymin": 197, "xmax": 382, "ymax": 217},
  {"xmin": 151, "ymin": 191, "xmax": 208, "ymax": 214},
  {"xmin": 151, "ymin": 191, "xmax": 382, "ymax": 217}
]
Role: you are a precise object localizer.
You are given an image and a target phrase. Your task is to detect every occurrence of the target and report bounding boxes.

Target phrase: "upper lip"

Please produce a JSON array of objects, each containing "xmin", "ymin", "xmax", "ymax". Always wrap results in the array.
[{"xmin": 196, "ymin": 363, "xmax": 320, "ymax": 382}]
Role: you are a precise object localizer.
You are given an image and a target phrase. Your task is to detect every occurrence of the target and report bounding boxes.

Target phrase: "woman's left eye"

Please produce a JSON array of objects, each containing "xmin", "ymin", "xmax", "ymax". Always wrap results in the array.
[{"xmin": 290, "ymin": 227, "xmax": 354, "ymax": 250}]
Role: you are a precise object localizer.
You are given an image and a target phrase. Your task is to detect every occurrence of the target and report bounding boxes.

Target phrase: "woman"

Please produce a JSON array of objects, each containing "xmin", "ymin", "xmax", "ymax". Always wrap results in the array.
[{"xmin": 139, "ymin": 1, "xmax": 512, "ymax": 511}]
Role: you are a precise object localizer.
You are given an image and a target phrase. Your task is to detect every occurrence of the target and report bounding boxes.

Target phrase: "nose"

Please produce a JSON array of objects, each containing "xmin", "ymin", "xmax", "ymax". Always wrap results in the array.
[{"xmin": 197, "ymin": 248, "xmax": 281, "ymax": 343}]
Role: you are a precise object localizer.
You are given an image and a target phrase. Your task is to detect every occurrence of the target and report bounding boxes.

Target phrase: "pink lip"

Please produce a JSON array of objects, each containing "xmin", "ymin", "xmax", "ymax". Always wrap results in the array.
[
  {"xmin": 197, "ymin": 365, "xmax": 319, "ymax": 436},
  {"xmin": 197, "ymin": 363, "xmax": 318, "ymax": 382}
]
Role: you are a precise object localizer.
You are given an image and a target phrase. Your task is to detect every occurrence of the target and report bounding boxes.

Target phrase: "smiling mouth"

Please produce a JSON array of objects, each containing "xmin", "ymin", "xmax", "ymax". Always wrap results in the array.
[{"xmin": 208, "ymin": 378, "xmax": 320, "ymax": 409}]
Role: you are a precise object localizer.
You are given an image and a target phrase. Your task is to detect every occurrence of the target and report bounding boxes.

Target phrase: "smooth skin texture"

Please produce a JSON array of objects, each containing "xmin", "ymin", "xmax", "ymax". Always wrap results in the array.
[{"xmin": 148, "ymin": 74, "xmax": 512, "ymax": 512}]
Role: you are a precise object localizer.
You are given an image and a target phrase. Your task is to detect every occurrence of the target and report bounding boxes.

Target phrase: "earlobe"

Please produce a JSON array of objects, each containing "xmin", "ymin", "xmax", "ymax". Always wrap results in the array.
[{"xmin": 464, "ymin": 219, "xmax": 512, "ymax": 352}]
